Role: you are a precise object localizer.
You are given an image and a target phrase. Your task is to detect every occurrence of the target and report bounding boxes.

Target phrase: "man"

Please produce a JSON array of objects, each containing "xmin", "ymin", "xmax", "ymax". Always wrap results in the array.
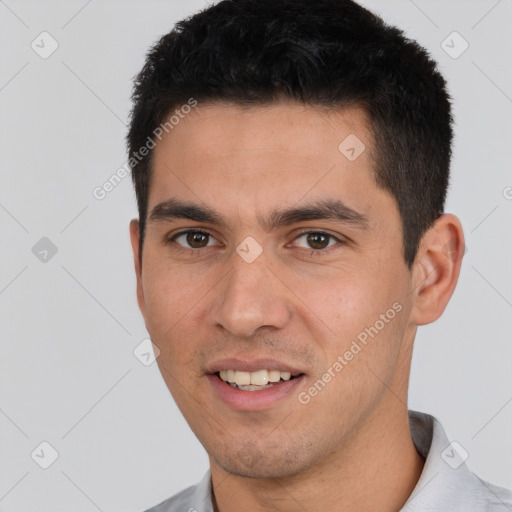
[{"xmin": 127, "ymin": 0, "xmax": 512, "ymax": 510}]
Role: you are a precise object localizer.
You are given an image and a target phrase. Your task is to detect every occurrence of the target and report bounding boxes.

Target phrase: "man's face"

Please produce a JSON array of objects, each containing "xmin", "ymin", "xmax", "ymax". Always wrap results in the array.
[{"xmin": 131, "ymin": 101, "xmax": 417, "ymax": 479}]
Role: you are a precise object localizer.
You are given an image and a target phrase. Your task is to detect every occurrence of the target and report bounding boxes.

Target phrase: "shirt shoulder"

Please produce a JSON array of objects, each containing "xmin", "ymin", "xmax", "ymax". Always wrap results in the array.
[
  {"xmin": 472, "ymin": 475, "xmax": 512, "ymax": 510},
  {"xmin": 142, "ymin": 471, "xmax": 213, "ymax": 512},
  {"xmin": 405, "ymin": 410, "xmax": 512, "ymax": 511},
  {"xmin": 143, "ymin": 484, "xmax": 197, "ymax": 512}
]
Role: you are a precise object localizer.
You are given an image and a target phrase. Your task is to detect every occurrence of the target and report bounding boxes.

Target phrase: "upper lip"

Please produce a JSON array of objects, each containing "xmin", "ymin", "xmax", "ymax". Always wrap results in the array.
[{"xmin": 206, "ymin": 358, "xmax": 305, "ymax": 376}]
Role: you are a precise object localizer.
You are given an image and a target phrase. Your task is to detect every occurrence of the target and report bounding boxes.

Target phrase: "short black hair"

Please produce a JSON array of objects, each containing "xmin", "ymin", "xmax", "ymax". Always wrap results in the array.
[{"xmin": 127, "ymin": 0, "xmax": 453, "ymax": 268}]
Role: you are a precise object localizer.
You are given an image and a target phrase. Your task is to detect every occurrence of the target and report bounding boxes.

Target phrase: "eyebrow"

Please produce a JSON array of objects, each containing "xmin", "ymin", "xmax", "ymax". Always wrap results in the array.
[{"xmin": 148, "ymin": 197, "xmax": 369, "ymax": 231}]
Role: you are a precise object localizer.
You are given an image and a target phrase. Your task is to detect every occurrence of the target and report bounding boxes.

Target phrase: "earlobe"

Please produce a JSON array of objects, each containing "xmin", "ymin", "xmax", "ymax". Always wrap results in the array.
[
  {"xmin": 129, "ymin": 219, "xmax": 146, "ymax": 317},
  {"xmin": 409, "ymin": 214, "xmax": 465, "ymax": 326}
]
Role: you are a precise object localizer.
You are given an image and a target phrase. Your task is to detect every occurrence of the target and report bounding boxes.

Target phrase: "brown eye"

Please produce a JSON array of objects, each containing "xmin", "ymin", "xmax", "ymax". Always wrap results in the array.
[
  {"xmin": 171, "ymin": 230, "xmax": 216, "ymax": 249},
  {"xmin": 294, "ymin": 232, "xmax": 339, "ymax": 251},
  {"xmin": 306, "ymin": 233, "xmax": 330, "ymax": 249},
  {"xmin": 186, "ymin": 231, "xmax": 209, "ymax": 248}
]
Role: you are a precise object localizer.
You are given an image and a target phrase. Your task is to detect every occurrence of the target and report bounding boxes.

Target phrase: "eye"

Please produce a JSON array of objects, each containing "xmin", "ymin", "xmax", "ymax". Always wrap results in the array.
[
  {"xmin": 292, "ymin": 231, "xmax": 343, "ymax": 252},
  {"xmin": 170, "ymin": 229, "xmax": 218, "ymax": 249}
]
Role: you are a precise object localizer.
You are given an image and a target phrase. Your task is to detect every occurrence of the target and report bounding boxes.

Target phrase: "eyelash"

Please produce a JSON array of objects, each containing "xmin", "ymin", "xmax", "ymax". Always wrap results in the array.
[{"xmin": 167, "ymin": 229, "xmax": 346, "ymax": 256}]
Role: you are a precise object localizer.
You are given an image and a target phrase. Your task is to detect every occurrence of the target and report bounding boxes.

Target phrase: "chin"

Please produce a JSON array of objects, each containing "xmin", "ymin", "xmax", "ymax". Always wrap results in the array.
[{"xmin": 212, "ymin": 440, "xmax": 317, "ymax": 479}]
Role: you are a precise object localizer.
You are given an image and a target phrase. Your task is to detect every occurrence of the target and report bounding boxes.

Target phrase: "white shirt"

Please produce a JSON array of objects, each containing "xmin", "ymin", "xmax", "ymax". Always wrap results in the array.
[{"xmin": 144, "ymin": 410, "xmax": 512, "ymax": 511}]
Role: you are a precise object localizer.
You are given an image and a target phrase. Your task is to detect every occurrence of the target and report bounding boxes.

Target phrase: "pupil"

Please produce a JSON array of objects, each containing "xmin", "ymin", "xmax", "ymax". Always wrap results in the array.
[
  {"xmin": 187, "ymin": 232, "xmax": 208, "ymax": 248},
  {"xmin": 307, "ymin": 233, "xmax": 328, "ymax": 249}
]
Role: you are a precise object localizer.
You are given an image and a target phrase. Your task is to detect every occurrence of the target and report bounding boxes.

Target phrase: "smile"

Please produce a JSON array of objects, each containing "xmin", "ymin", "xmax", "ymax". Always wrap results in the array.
[{"xmin": 217, "ymin": 369, "xmax": 298, "ymax": 391}]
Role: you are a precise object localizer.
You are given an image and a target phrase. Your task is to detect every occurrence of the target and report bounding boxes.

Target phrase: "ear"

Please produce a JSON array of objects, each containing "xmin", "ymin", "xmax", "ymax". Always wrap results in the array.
[
  {"xmin": 129, "ymin": 219, "xmax": 146, "ymax": 318},
  {"xmin": 409, "ymin": 213, "xmax": 465, "ymax": 326}
]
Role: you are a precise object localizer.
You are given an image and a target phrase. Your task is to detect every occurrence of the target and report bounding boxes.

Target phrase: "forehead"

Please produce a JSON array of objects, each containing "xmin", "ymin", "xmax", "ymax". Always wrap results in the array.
[
  {"xmin": 154, "ymin": 100, "xmax": 371, "ymax": 163},
  {"xmin": 148, "ymin": 101, "xmax": 394, "ymax": 230}
]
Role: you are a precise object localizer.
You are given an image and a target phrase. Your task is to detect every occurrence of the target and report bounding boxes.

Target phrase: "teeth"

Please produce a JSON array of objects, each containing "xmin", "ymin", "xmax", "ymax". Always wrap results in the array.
[
  {"xmin": 237, "ymin": 384, "xmax": 274, "ymax": 391},
  {"xmin": 250, "ymin": 370, "xmax": 269, "ymax": 385},
  {"xmin": 268, "ymin": 370, "xmax": 281, "ymax": 382},
  {"xmin": 235, "ymin": 370, "xmax": 251, "ymax": 386},
  {"xmin": 218, "ymin": 369, "xmax": 296, "ymax": 387}
]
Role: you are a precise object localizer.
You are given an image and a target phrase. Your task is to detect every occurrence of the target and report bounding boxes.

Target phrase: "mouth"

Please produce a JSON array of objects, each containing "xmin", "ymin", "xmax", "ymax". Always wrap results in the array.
[
  {"xmin": 215, "ymin": 369, "xmax": 302, "ymax": 391},
  {"xmin": 206, "ymin": 358, "xmax": 306, "ymax": 410}
]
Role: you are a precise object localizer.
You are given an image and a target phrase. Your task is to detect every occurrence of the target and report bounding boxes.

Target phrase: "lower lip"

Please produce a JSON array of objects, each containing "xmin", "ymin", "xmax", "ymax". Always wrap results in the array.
[{"xmin": 207, "ymin": 374, "xmax": 305, "ymax": 411}]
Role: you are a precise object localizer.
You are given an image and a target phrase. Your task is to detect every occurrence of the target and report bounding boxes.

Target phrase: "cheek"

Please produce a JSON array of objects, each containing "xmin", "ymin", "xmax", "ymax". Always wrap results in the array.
[
  {"xmin": 294, "ymin": 271, "xmax": 381, "ymax": 335},
  {"xmin": 142, "ymin": 259, "xmax": 202, "ymax": 323},
  {"xmin": 141, "ymin": 267, "xmax": 199, "ymax": 365},
  {"xmin": 296, "ymin": 264, "xmax": 407, "ymax": 367}
]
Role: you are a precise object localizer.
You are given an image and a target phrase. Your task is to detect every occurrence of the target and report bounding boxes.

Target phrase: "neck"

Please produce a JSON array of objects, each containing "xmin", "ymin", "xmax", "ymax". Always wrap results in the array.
[{"xmin": 210, "ymin": 404, "xmax": 424, "ymax": 512}]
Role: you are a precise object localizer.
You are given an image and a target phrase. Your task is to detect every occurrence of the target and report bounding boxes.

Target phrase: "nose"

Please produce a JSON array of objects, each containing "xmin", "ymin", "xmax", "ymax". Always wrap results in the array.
[{"xmin": 209, "ymin": 252, "xmax": 292, "ymax": 338}]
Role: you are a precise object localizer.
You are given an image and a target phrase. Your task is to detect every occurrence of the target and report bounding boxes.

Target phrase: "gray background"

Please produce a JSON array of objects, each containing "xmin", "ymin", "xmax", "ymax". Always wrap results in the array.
[{"xmin": 0, "ymin": 0, "xmax": 511, "ymax": 510}]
